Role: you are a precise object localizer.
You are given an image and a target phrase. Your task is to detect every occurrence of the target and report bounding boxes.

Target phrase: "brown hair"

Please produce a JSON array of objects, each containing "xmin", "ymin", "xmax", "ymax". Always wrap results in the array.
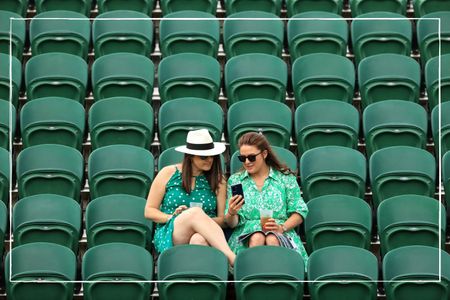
[
  {"xmin": 238, "ymin": 132, "xmax": 293, "ymax": 175},
  {"xmin": 181, "ymin": 154, "xmax": 223, "ymax": 194}
]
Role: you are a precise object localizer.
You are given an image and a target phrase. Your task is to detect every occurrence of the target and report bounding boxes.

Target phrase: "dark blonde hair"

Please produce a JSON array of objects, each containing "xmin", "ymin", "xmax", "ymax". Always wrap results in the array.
[
  {"xmin": 238, "ymin": 132, "xmax": 293, "ymax": 175},
  {"xmin": 181, "ymin": 154, "xmax": 223, "ymax": 194}
]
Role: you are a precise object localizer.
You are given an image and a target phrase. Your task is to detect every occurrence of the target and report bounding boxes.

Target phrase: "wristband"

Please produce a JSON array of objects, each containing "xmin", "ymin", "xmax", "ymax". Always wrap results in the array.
[{"xmin": 281, "ymin": 224, "xmax": 288, "ymax": 233}]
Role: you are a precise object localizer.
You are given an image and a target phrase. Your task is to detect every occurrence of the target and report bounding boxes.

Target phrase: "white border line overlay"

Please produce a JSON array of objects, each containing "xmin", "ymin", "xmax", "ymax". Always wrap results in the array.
[{"xmin": 8, "ymin": 16, "xmax": 443, "ymax": 285}]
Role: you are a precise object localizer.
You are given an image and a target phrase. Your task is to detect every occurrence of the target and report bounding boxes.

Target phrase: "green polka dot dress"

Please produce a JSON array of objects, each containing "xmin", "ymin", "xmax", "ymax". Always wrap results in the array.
[{"xmin": 153, "ymin": 167, "xmax": 218, "ymax": 253}]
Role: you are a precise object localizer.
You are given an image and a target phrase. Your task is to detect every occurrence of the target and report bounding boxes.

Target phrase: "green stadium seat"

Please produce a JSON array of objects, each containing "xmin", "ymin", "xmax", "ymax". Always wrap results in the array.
[
  {"xmin": 230, "ymin": 146, "xmax": 298, "ymax": 174},
  {"xmin": 91, "ymin": 53, "xmax": 154, "ymax": 102},
  {"xmin": 35, "ymin": 0, "xmax": 92, "ymax": 15},
  {"xmin": 0, "ymin": 201, "xmax": 6, "ymax": 254},
  {"xmin": 234, "ymin": 246, "xmax": 305, "ymax": 300},
  {"xmin": 223, "ymin": 11, "xmax": 284, "ymax": 58},
  {"xmin": 369, "ymin": 146, "xmax": 436, "ymax": 208},
  {"xmin": 158, "ymin": 147, "xmax": 226, "ymax": 171},
  {"xmin": 224, "ymin": 0, "xmax": 282, "ymax": 15},
  {"xmin": 308, "ymin": 246, "xmax": 378, "ymax": 300},
  {"xmin": 82, "ymin": 243, "xmax": 153, "ymax": 300},
  {"xmin": 305, "ymin": 195, "xmax": 372, "ymax": 253},
  {"xmin": 158, "ymin": 53, "xmax": 220, "ymax": 103},
  {"xmin": 292, "ymin": 53, "xmax": 355, "ymax": 106},
  {"xmin": 160, "ymin": 0, "xmax": 218, "ymax": 15},
  {"xmin": 16, "ymin": 144, "xmax": 84, "ymax": 200},
  {"xmin": 414, "ymin": 0, "xmax": 450, "ymax": 18},
  {"xmin": 20, "ymin": 97, "xmax": 85, "ymax": 150},
  {"xmin": 383, "ymin": 245, "xmax": 450, "ymax": 300},
  {"xmin": 425, "ymin": 54, "xmax": 450, "ymax": 110},
  {"xmin": 158, "ymin": 97, "xmax": 223, "ymax": 150},
  {"xmin": 286, "ymin": 0, "xmax": 343, "ymax": 17},
  {"xmin": 0, "ymin": 53, "xmax": 21, "ymax": 108},
  {"xmin": 363, "ymin": 100, "xmax": 428, "ymax": 157},
  {"xmin": 432, "ymin": 102, "xmax": 450, "ymax": 157},
  {"xmin": 158, "ymin": 245, "xmax": 228, "ymax": 300},
  {"xmin": 13, "ymin": 194, "xmax": 82, "ymax": 252},
  {"xmin": 92, "ymin": 10, "xmax": 153, "ymax": 58},
  {"xmin": 227, "ymin": 99, "xmax": 292, "ymax": 154},
  {"xmin": 378, "ymin": 195, "xmax": 445, "ymax": 257},
  {"xmin": 294, "ymin": 100, "xmax": 359, "ymax": 154},
  {"xmin": 0, "ymin": 11, "xmax": 25, "ymax": 59},
  {"xmin": 159, "ymin": 11, "xmax": 220, "ymax": 57},
  {"xmin": 85, "ymin": 194, "xmax": 153, "ymax": 248},
  {"xmin": 351, "ymin": 12, "xmax": 412, "ymax": 65},
  {"xmin": 89, "ymin": 96, "xmax": 154, "ymax": 150},
  {"xmin": 88, "ymin": 144, "xmax": 154, "ymax": 199},
  {"xmin": 97, "ymin": 0, "xmax": 155, "ymax": 14},
  {"xmin": 444, "ymin": 152, "xmax": 450, "ymax": 208},
  {"xmin": 0, "ymin": 148, "xmax": 10, "ymax": 205},
  {"xmin": 416, "ymin": 11, "xmax": 450, "ymax": 64},
  {"xmin": 0, "ymin": 100, "xmax": 16, "ymax": 149},
  {"xmin": 0, "ymin": 0, "xmax": 28, "ymax": 16},
  {"xmin": 5, "ymin": 242, "xmax": 77, "ymax": 300},
  {"xmin": 358, "ymin": 54, "xmax": 421, "ymax": 109},
  {"xmin": 300, "ymin": 146, "xmax": 366, "ymax": 201},
  {"xmin": 350, "ymin": 0, "xmax": 408, "ymax": 16},
  {"xmin": 30, "ymin": 11, "xmax": 91, "ymax": 59},
  {"xmin": 25, "ymin": 53, "xmax": 88, "ymax": 103},
  {"xmin": 225, "ymin": 53, "xmax": 287, "ymax": 105}
]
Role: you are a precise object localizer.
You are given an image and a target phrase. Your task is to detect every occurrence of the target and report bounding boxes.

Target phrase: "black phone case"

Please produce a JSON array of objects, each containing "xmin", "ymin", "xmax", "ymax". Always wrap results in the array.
[{"xmin": 231, "ymin": 183, "xmax": 244, "ymax": 197}]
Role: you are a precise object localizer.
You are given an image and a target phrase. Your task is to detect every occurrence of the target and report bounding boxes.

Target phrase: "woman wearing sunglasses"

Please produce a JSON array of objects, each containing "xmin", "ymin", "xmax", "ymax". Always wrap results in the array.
[
  {"xmin": 224, "ymin": 132, "xmax": 308, "ymax": 263},
  {"xmin": 145, "ymin": 129, "xmax": 236, "ymax": 266}
]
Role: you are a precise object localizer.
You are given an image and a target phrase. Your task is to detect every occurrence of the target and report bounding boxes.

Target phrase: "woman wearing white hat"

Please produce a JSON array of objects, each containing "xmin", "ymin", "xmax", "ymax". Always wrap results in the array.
[{"xmin": 145, "ymin": 129, "xmax": 236, "ymax": 266}]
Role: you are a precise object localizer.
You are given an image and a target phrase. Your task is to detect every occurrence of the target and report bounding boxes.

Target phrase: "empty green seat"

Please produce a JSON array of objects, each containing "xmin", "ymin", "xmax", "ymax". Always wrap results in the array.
[
  {"xmin": 358, "ymin": 54, "xmax": 421, "ymax": 109},
  {"xmin": 351, "ymin": 12, "xmax": 412, "ymax": 64},
  {"xmin": 30, "ymin": 11, "xmax": 90, "ymax": 59},
  {"xmin": 25, "ymin": 53, "xmax": 88, "ymax": 103},
  {"xmin": 0, "ymin": 201, "xmax": 6, "ymax": 254},
  {"xmin": 160, "ymin": 0, "xmax": 218, "ymax": 15},
  {"xmin": 0, "ymin": 0, "xmax": 29, "ymax": 16},
  {"xmin": 292, "ymin": 53, "xmax": 355, "ymax": 106},
  {"xmin": 158, "ymin": 147, "xmax": 226, "ymax": 171},
  {"xmin": 88, "ymin": 144, "xmax": 154, "ymax": 199},
  {"xmin": 286, "ymin": 0, "xmax": 343, "ymax": 17},
  {"xmin": 0, "ymin": 148, "xmax": 10, "ymax": 205},
  {"xmin": 378, "ymin": 195, "xmax": 445, "ymax": 257},
  {"xmin": 414, "ymin": 0, "xmax": 450, "ymax": 17},
  {"xmin": 383, "ymin": 245, "xmax": 450, "ymax": 300},
  {"xmin": 227, "ymin": 99, "xmax": 292, "ymax": 154},
  {"xmin": 97, "ymin": 0, "xmax": 155, "ymax": 14},
  {"xmin": 294, "ymin": 100, "xmax": 359, "ymax": 154},
  {"xmin": 305, "ymin": 195, "xmax": 372, "ymax": 253},
  {"xmin": 350, "ymin": 0, "xmax": 408, "ymax": 16},
  {"xmin": 0, "ymin": 53, "xmax": 21, "ymax": 108},
  {"xmin": 223, "ymin": 11, "xmax": 284, "ymax": 58},
  {"xmin": 225, "ymin": 53, "xmax": 287, "ymax": 105},
  {"xmin": 417, "ymin": 11, "xmax": 450, "ymax": 64},
  {"xmin": 0, "ymin": 100, "xmax": 16, "ymax": 149},
  {"xmin": 160, "ymin": 11, "xmax": 219, "ymax": 57},
  {"xmin": 5, "ymin": 242, "xmax": 76, "ymax": 300},
  {"xmin": 224, "ymin": 0, "xmax": 282, "ymax": 15},
  {"xmin": 158, "ymin": 53, "xmax": 220, "ymax": 103},
  {"xmin": 91, "ymin": 53, "xmax": 154, "ymax": 102},
  {"xmin": 288, "ymin": 12, "xmax": 348, "ymax": 61},
  {"xmin": 234, "ymin": 246, "xmax": 305, "ymax": 300},
  {"xmin": 363, "ymin": 100, "xmax": 428, "ymax": 157},
  {"xmin": 308, "ymin": 246, "xmax": 378, "ymax": 300},
  {"xmin": 13, "ymin": 194, "xmax": 82, "ymax": 252},
  {"xmin": 93, "ymin": 10, "xmax": 153, "ymax": 58},
  {"xmin": 369, "ymin": 146, "xmax": 436, "ymax": 208},
  {"xmin": 89, "ymin": 97, "xmax": 154, "ymax": 150},
  {"xmin": 158, "ymin": 245, "xmax": 228, "ymax": 300},
  {"xmin": 0, "ymin": 11, "xmax": 25, "ymax": 59},
  {"xmin": 20, "ymin": 97, "xmax": 85, "ymax": 150},
  {"xmin": 300, "ymin": 146, "xmax": 366, "ymax": 201},
  {"xmin": 444, "ymin": 152, "xmax": 450, "ymax": 208},
  {"xmin": 158, "ymin": 97, "xmax": 223, "ymax": 150},
  {"xmin": 16, "ymin": 144, "xmax": 84, "ymax": 200},
  {"xmin": 432, "ymin": 102, "xmax": 450, "ymax": 157},
  {"xmin": 83, "ymin": 243, "xmax": 153, "ymax": 300},
  {"xmin": 85, "ymin": 194, "xmax": 153, "ymax": 248},
  {"xmin": 35, "ymin": 0, "xmax": 92, "ymax": 15},
  {"xmin": 425, "ymin": 54, "xmax": 450, "ymax": 110},
  {"xmin": 230, "ymin": 146, "xmax": 298, "ymax": 174}
]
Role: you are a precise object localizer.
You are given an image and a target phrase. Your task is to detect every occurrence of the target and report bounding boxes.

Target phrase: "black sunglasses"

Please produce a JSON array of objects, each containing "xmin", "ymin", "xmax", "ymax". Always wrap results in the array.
[{"xmin": 238, "ymin": 151, "xmax": 262, "ymax": 163}]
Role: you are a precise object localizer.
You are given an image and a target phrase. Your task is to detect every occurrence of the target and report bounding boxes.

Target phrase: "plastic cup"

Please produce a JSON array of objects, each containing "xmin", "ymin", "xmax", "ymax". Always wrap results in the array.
[
  {"xmin": 190, "ymin": 202, "xmax": 203, "ymax": 209},
  {"xmin": 259, "ymin": 208, "xmax": 273, "ymax": 231}
]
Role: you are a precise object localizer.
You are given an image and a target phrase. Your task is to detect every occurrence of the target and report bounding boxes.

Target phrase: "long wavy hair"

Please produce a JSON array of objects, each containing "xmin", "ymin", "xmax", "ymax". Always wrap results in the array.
[
  {"xmin": 181, "ymin": 154, "xmax": 223, "ymax": 194},
  {"xmin": 238, "ymin": 132, "xmax": 293, "ymax": 175}
]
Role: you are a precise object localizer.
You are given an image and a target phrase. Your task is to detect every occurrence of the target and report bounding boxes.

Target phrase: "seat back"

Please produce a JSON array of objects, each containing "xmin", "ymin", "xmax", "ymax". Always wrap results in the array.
[
  {"xmin": 432, "ymin": 102, "xmax": 450, "ymax": 158},
  {"xmin": 417, "ymin": 11, "xmax": 450, "ymax": 65},
  {"xmin": 0, "ymin": 148, "xmax": 10, "ymax": 205},
  {"xmin": 425, "ymin": 54, "xmax": 450, "ymax": 110},
  {"xmin": 0, "ymin": 53, "xmax": 22, "ymax": 108},
  {"xmin": 0, "ymin": 0, "xmax": 29, "ymax": 16},
  {"xmin": 443, "ymin": 152, "xmax": 450, "ymax": 208},
  {"xmin": 414, "ymin": 0, "xmax": 450, "ymax": 17},
  {"xmin": 0, "ymin": 11, "xmax": 26, "ymax": 59},
  {"xmin": 224, "ymin": 0, "xmax": 282, "ymax": 15},
  {"xmin": 97, "ymin": 0, "xmax": 155, "ymax": 14},
  {"xmin": 350, "ymin": 0, "xmax": 408, "ymax": 16},
  {"xmin": 0, "ymin": 100, "xmax": 16, "ymax": 149},
  {"xmin": 35, "ymin": 0, "xmax": 92, "ymax": 15},
  {"xmin": 160, "ymin": 0, "xmax": 218, "ymax": 15},
  {"xmin": 286, "ymin": 0, "xmax": 343, "ymax": 17}
]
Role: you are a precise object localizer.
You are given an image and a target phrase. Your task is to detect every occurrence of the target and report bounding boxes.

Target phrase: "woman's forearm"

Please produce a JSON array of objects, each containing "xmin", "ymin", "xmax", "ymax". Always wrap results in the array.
[
  {"xmin": 224, "ymin": 212, "xmax": 239, "ymax": 228},
  {"xmin": 283, "ymin": 213, "xmax": 303, "ymax": 231},
  {"xmin": 145, "ymin": 207, "xmax": 172, "ymax": 224},
  {"xmin": 212, "ymin": 216, "xmax": 226, "ymax": 228}
]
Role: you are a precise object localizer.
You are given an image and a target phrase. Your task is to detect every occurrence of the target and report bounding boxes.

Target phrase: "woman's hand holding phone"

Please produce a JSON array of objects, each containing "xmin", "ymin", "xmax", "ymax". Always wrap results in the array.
[{"xmin": 228, "ymin": 194, "xmax": 244, "ymax": 216}]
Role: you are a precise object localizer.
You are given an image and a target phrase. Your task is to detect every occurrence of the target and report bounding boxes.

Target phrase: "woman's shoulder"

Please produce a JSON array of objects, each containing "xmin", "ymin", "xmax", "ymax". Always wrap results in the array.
[
  {"xmin": 156, "ymin": 164, "xmax": 180, "ymax": 183},
  {"xmin": 228, "ymin": 171, "xmax": 245, "ymax": 184}
]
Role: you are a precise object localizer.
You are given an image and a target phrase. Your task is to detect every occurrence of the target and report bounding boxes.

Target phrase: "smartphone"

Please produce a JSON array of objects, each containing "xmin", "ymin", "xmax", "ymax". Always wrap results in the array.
[{"xmin": 231, "ymin": 183, "xmax": 244, "ymax": 199}]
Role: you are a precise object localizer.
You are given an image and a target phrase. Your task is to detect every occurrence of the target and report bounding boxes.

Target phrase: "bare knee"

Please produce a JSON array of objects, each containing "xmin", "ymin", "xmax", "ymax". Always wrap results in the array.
[
  {"xmin": 174, "ymin": 206, "xmax": 205, "ymax": 225},
  {"xmin": 248, "ymin": 232, "xmax": 265, "ymax": 247},
  {"xmin": 265, "ymin": 234, "xmax": 280, "ymax": 246},
  {"xmin": 189, "ymin": 233, "xmax": 209, "ymax": 246}
]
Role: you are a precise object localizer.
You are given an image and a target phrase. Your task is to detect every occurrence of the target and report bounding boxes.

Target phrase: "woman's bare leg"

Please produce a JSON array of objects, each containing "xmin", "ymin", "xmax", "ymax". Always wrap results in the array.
[
  {"xmin": 265, "ymin": 234, "xmax": 280, "ymax": 246},
  {"xmin": 189, "ymin": 233, "xmax": 209, "ymax": 246},
  {"xmin": 248, "ymin": 232, "xmax": 265, "ymax": 247}
]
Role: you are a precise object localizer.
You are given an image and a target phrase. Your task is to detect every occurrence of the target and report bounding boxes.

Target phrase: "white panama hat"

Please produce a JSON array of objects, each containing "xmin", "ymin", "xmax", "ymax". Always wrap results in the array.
[{"xmin": 175, "ymin": 129, "xmax": 226, "ymax": 156}]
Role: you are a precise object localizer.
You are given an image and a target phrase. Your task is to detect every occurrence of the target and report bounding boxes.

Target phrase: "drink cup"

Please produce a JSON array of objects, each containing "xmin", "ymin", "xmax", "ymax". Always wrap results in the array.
[
  {"xmin": 190, "ymin": 202, "xmax": 203, "ymax": 209},
  {"xmin": 259, "ymin": 208, "xmax": 273, "ymax": 231}
]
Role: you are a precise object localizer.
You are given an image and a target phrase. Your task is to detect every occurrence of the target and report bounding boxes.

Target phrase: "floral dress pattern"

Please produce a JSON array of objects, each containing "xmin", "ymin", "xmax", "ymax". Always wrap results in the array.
[
  {"xmin": 226, "ymin": 168, "xmax": 309, "ymax": 264},
  {"xmin": 153, "ymin": 167, "xmax": 217, "ymax": 253}
]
